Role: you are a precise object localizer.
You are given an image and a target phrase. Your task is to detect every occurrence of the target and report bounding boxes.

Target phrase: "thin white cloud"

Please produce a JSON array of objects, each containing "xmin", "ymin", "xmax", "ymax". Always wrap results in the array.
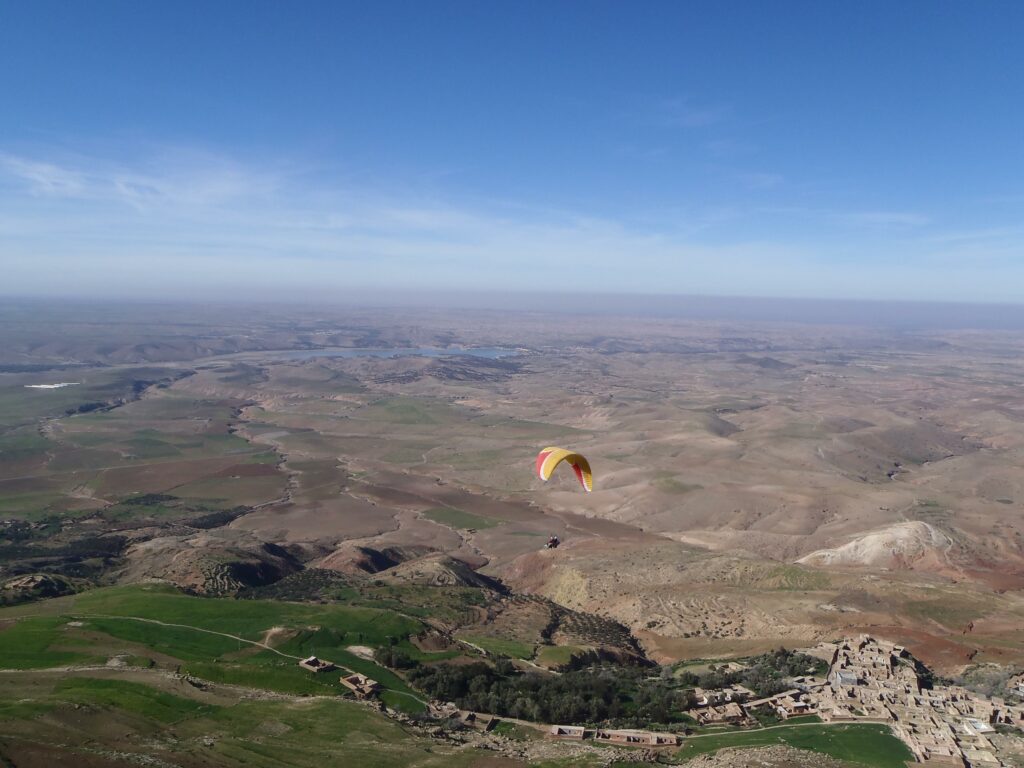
[
  {"xmin": 0, "ymin": 149, "xmax": 280, "ymax": 210},
  {"xmin": 755, "ymin": 205, "xmax": 930, "ymax": 229},
  {"xmin": 0, "ymin": 155, "xmax": 88, "ymax": 197},
  {"xmin": 1, "ymin": 147, "xmax": 1023, "ymax": 303}
]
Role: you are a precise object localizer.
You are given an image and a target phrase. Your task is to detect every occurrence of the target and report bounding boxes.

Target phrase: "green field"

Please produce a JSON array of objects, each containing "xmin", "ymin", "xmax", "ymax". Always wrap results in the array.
[
  {"xmin": 459, "ymin": 633, "xmax": 535, "ymax": 659},
  {"xmin": 762, "ymin": 564, "xmax": 832, "ymax": 591},
  {"xmin": 67, "ymin": 584, "xmax": 420, "ymax": 640},
  {"xmin": 381, "ymin": 441, "xmax": 438, "ymax": 464},
  {"xmin": 0, "ymin": 584, "xmax": 428, "ymax": 712},
  {"xmin": 536, "ymin": 644, "xmax": 589, "ymax": 668},
  {"xmin": 58, "ymin": 677, "xmax": 217, "ymax": 721},
  {"xmin": 675, "ymin": 723, "xmax": 914, "ymax": 767},
  {"xmin": 0, "ymin": 615, "xmax": 91, "ymax": 669},
  {"xmin": 0, "ymin": 384, "xmax": 285, "ymax": 520},
  {"xmin": 0, "ymin": 575, "xmax": 531, "ymax": 767},
  {"xmin": 357, "ymin": 397, "xmax": 456, "ymax": 426},
  {"xmin": 343, "ymin": 583, "xmax": 488, "ymax": 624},
  {"xmin": 0, "ymin": 675, "xmax": 477, "ymax": 768},
  {"xmin": 0, "ymin": 367, "xmax": 174, "ymax": 432},
  {"xmin": 423, "ymin": 506, "xmax": 501, "ymax": 530},
  {"xmin": 653, "ymin": 473, "xmax": 703, "ymax": 495},
  {"xmin": 903, "ymin": 595, "xmax": 983, "ymax": 630}
]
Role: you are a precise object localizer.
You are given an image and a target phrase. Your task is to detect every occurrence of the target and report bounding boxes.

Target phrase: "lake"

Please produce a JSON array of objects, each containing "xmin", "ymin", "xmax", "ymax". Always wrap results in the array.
[{"xmin": 272, "ymin": 346, "xmax": 519, "ymax": 361}]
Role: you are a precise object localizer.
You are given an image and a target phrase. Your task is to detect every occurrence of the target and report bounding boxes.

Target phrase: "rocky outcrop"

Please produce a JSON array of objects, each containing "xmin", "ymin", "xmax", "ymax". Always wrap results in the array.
[
  {"xmin": 796, "ymin": 521, "xmax": 953, "ymax": 570},
  {"xmin": 119, "ymin": 530, "xmax": 302, "ymax": 595},
  {"xmin": 380, "ymin": 553, "xmax": 506, "ymax": 591},
  {"xmin": 317, "ymin": 543, "xmax": 437, "ymax": 575}
]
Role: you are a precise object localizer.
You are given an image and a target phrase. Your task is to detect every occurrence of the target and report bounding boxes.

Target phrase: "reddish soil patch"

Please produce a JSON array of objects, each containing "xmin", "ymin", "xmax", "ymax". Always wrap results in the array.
[
  {"xmin": 365, "ymin": 471, "xmax": 549, "ymax": 525},
  {"xmin": 94, "ymin": 457, "xmax": 240, "ymax": 494},
  {"xmin": 0, "ymin": 476, "xmax": 63, "ymax": 494},
  {"xmin": 353, "ymin": 482, "xmax": 427, "ymax": 509},
  {"xmin": 232, "ymin": 495, "xmax": 397, "ymax": 542},
  {"xmin": 554, "ymin": 510, "xmax": 660, "ymax": 542},
  {"xmin": 955, "ymin": 567, "xmax": 1024, "ymax": 591}
]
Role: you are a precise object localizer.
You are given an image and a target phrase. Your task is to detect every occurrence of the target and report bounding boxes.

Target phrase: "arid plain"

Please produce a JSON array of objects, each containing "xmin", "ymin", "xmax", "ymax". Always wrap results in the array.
[{"xmin": 4, "ymin": 300, "xmax": 1024, "ymax": 677}]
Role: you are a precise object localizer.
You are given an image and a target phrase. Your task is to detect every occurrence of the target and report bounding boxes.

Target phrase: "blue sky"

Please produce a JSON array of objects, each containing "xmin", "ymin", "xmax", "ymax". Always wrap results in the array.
[{"xmin": 2, "ymin": 1, "xmax": 1023, "ymax": 302}]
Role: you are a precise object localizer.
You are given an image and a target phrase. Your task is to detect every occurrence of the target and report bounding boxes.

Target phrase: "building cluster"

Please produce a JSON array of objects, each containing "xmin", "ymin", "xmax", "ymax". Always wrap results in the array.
[
  {"xmin": 691, "ymin": 684, "xmax": 752, "ymax": 726},
  {"xmin": 549, "ymin": 725, "xmax": 680, "ymax": 746},
  {"xmin": 741, "ymin": 636, "xmax": 1024, "ymax": 767},
  {"xmin": 552, "ymin": 636, "xmax": 1024, "ymax": 764},
  {"xmin": 296, "ymin": 656, "xmax": 381, "ymax": 700},
  {"xmin": 300, "ymin": 637, "xmax": 1022, "ymax": 765},
  {"xmin": 1010, "ymin": 674, "xmax": 1024, "ymax": 699},
  {"xmin": 825, "ymin": 637, "xmax": 1024, "ymax": 766},
  {"xmin": 428, "ymin": 701, "xmax": 498, "ymax": 731}
]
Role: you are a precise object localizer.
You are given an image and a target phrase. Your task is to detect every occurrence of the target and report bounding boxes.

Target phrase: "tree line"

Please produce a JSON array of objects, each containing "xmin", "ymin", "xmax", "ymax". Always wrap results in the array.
[
  {"xmin": 390, "ymin": 646, "xmax": 827, "ymax": 726},
  {"xmin": 676, "ymin": 648, "xmax": 827, "ymax": 698},
  {"xmin": 409, "ymin": 660, "xmax": 692, "ymax": 726}
]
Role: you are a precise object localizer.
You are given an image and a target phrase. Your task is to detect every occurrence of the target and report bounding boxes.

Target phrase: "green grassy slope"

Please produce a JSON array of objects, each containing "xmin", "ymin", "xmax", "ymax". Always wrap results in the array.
[{"xmin": 675, "ymin": 723, "xmax": 914, "ymax": 767}]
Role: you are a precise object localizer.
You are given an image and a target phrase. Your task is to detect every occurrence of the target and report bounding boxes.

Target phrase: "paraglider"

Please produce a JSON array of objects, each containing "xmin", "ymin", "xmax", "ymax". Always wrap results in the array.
[
  {"xmin": 535, "ymin": 446, "xmax": 593, "ymax": 493},
  {"xmin": 545, "ymin": 535, "xmax": 560, "ymax": 549}
]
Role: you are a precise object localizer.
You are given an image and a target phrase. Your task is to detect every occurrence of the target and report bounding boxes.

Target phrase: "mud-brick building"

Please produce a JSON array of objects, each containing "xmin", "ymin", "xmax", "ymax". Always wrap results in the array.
[
  {"xmin": 694, "ymin": 702, "xmax": 746, "ymax": 726},
  {"xmin": 298, "ymin": 656, "xmax": 337, "ymax": 673},
  {"xmin": 457, "ymin": 711, "xmax": 497, "ymax": 731},
  {"xmin": 594, "ymin": 729, "xmax": 680, "ymax": 746},
  {"xmin": 340, "ymin": 673, "xmax": 381, "ymax": 699}
]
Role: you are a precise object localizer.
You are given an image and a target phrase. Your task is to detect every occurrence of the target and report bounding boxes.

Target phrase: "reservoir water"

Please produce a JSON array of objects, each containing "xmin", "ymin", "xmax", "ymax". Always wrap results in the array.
[{"xmin": 272, "ymin": 346, "xmax": 518, "ymax": 361}]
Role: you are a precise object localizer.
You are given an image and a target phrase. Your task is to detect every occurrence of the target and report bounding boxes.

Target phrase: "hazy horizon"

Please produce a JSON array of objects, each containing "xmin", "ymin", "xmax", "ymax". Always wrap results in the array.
[{"xmin": 6, "ymin": 290, "xmax": 1024, "ymax": 332}]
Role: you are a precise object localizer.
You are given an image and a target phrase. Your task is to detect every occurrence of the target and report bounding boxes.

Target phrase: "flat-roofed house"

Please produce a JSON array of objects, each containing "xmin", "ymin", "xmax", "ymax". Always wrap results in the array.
[
  {"xmin": 340, "ymin": 673, "xmax": 381, "ymax": 699},
  {"xmin": 834, "ymin": 669, "xmax": 860, "ymax": 687},
  {"xmin": 298, "ymin": 656, "xmax": 337, "ymax": 673},
  {"xmin": 594, "ymin": 729, "xmax": 681, "ymax": 746},
  {"xmin": 695, "ymin": 702, "xmax": 745, "ymax": 726}
]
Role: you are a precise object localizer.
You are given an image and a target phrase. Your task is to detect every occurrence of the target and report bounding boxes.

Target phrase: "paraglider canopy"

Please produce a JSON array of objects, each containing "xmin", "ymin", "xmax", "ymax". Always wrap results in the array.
[{"xmin": 535, "ymin": 446, "xmax": 593, "ymax": 492}]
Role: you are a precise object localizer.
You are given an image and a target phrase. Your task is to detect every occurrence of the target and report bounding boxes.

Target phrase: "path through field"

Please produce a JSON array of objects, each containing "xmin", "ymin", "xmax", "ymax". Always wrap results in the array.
[
  {"xmin": 5, "ymin": 611, "xmax": 431, "ymax": 707},
  {"xmin": 70, "ymin": 613, "xmax": 303, "ymax": 659}
]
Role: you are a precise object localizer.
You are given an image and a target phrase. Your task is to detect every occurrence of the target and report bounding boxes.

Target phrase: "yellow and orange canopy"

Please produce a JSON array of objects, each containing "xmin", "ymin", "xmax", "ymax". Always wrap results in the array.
[{"xmin": 535, "ymin": 446, "xmax": 593, "ymax": 492}]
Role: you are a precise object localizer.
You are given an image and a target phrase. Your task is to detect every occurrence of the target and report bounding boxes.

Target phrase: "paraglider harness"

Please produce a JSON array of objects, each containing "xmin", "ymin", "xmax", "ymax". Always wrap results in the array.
[{"xmin": 544, "ymin": 535, "xmax": 560, "ymax": 549}]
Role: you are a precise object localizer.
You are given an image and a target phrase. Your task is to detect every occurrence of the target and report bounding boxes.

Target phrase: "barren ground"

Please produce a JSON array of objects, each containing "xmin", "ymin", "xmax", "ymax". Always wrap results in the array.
[{"xmin": 3, "ymin": 304, "xmax": 1024, "ymax": 673}]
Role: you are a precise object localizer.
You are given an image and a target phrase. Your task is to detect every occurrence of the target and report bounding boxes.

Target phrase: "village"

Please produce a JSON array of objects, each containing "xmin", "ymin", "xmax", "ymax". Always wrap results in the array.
[
  {"xmin": 545, "ymin": 636, "xmax": 1024, "ymax": 765},
  {"xmin": 798, "ymin": 636, "xmax": 1024, "ymax": 767},
  {"xmin": 297, "ymin": 636, "xmax": 1024, "ymax": 767}
]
